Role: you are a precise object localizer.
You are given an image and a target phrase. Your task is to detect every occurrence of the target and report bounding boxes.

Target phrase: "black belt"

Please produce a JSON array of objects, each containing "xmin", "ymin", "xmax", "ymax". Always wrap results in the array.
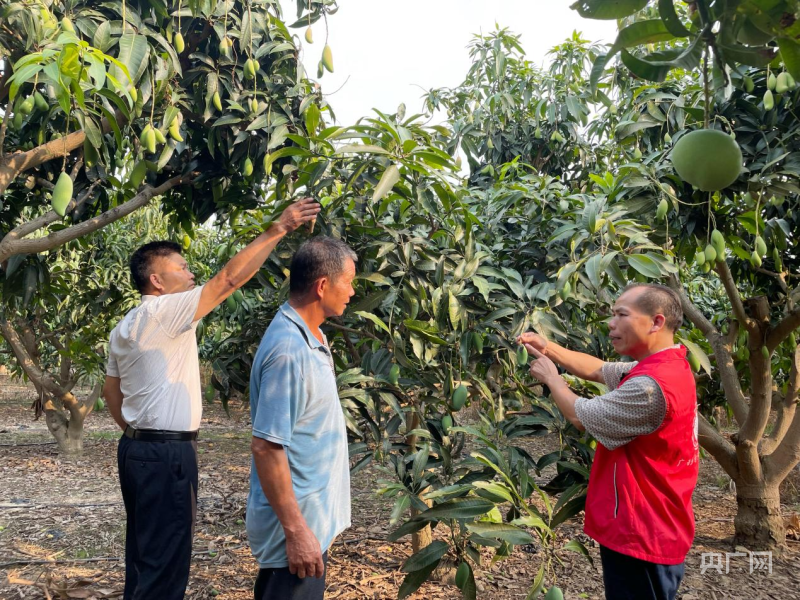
[{"xmin": 124, "ymin": 427, "xmax": 198, "ymax": 442}]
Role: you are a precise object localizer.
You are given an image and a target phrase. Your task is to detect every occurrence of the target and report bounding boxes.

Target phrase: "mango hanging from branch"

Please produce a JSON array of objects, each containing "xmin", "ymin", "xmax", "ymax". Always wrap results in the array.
[
  {"xmin": 51, "ymin": 172, "xmax": 73, "ymax": 217},
  {"xmin": 322, "ymin": 45, "xmax": 334, "ymax": 73},
  {"xmin": 671, "ymin": 130, "xmax": 742, "ymax": 191}
]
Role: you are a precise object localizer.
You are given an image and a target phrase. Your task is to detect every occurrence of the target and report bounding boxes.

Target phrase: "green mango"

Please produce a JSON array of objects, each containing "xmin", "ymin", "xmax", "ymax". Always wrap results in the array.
[
  {"xmin": 754, "ymin": 235, "xmax": 767, "ymax": 257},
  {"xmin": 751, "ymin": 250, "xmax": 762, "ymax": 268},
  {"xmin": 93, "ymin": 398, "xmax": 105, "ymax": 411},
  {"xmin": 472, "ymin": 332, "xmax": 484, "ymax": 355},
  {"xmin": 656, "ymin": 198, "xmax": 668, "ymax": 220},
  {"xmin": 51, "ymin": 172, "xmax": 73, "ymax": 216},
  {"xmin": 233, "ymin": 289, "xmax": 244, "ymax": 304},
  {"xmin": 776, "ymin": 72, "xmax": 790, "ymax": 94},
  {"xmin": 743, "ymin": 75, "xmax": 754, "ymax": 93},
  {"xmin": 305, "ymin": 27, "xmax": 314, "ymax": 44},
  {"xmin": 322, "ymin": 45, "xmax": 334, "ymax": 72},
  {"xmin": 711, "ymin": 229, "xmax": 726, "ymax": 258},
  {"xmin": 704, "ymin": 244, "xmax": 717, "ymax": 264},
  {"xmin": 129, "ymin": 161, "xmax": 147, "ymax": 189},
  {"xmin": 633, "ymin": 147, "xmax": 642, "ymax": 160},
  {"xmin": 516, "ymin": 345, "xmax": 528, "ymax": 367},
  {"xmin": 212, "ymin": 91, "xmax": 222, "ymax": 112},
  {"xmin": 154, "ymin": 128, "xmax": 167, "ymax": 144},
  {"xmin": 451, "ymin": 385, "xmax": 468, "ymax": 410},
  {"xmin": 169, "ymin": 118, "xmax": 183, "ymax": 142},
  {"xmin": 174, "ymin": 32, "xmax": 185, "ymax": 54},
  {"xmin": 20, "ymin": 96, "xmax": 35, "ymax": 115},
  {"xmin": 695, "ymin": 247, "xmax": 705, "ymax": 266},
  {"xmin": 767, "ymin": 72, "xmax": 777, "ymax": 91},
  {"xmin": 763, "ymin": 89, "xmax": 774, "ymax": 110},
  {"xmin": 441, "ymin": 414, "xmax": 453, "ymax": 433},
  {"xmin": 182, "ymin": 234, "xmax": 191, "ymax": 250},
  {"xmin": 388, "ymin": 364, "xmax": 400, "ymax": 385},
  {"xmin": 243, "ymin": 157, "xmax": 253, "ymax": 177},
  {"xmin": 761, "ymin": 346, "xmax": 770, "ymax": 360},
  {"xmin": 226, "ymin": 295, "xmax": 237, "ymax": 311}
]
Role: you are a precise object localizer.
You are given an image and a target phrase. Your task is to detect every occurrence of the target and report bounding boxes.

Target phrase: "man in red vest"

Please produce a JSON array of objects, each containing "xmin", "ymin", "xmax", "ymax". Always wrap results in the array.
[{"xmin": 518, "ymin": 283, "xmax": 698, "ymax": 600}]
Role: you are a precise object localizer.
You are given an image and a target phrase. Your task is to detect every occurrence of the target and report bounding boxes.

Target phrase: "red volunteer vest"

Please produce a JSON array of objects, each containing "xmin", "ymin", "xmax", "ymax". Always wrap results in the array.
[{"xmin": 583, "ymin": 346, "xmax": 699, "ymax": 565}]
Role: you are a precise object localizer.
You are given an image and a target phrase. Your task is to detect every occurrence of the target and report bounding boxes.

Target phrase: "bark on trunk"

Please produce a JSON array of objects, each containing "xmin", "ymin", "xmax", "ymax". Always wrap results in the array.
[
  {"xmin": 46, "ymin": 406, "xmax": 86, "ymax": 455},
  {"xmin": 407, "ymin": 410, "xmax": 433, "ymax": 553},
  {"xmin": 733, "ymin": 483, "xmax": 785, "ymax": 554}
]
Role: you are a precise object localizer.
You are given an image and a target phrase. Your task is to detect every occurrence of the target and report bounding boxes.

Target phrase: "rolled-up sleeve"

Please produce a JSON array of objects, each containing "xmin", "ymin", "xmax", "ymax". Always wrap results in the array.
[
  {"xmin": 574, "ymin": 375, "xmax": 666, "ymax": 451},
  {"xmin": 252, "ymin": 353, "xmax": 306, "ymax": 447}
]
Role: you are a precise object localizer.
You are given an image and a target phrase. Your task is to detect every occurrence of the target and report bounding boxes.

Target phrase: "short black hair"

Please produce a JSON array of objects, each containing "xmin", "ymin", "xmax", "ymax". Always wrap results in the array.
[
  {"xmin": 289, "ymin": 236, "xmax": 357, "ymax": 296},
  {"xmin": 130, "ymin": 241, "xmax": 182, "ymax": 294},
  {"xmin": 623, "ymin": 283, "xmax": 684, "ymax": 332}
]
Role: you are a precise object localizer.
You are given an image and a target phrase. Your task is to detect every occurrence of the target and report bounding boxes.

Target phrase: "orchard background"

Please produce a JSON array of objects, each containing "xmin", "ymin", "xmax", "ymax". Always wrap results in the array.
[{"xmin": 1, "ymin": 1, "xmax": 800, "ymax": 598}]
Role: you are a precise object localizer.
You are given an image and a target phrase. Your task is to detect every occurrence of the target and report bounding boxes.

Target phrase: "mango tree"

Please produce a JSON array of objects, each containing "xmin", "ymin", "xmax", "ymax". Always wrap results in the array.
[
  {"xmin": 572, "ymin": 0, "xmax": 800, "ymax": 551},
  {"xmin": 0, "ymin": 0, "xmax": 336, "ymax": 452}
]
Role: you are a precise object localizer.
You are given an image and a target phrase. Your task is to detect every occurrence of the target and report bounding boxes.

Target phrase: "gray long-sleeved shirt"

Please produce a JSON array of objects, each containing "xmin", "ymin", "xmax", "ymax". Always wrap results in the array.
[{"xmin": 573, "ymin": 350, "xmax": 675, "ymax": 450}]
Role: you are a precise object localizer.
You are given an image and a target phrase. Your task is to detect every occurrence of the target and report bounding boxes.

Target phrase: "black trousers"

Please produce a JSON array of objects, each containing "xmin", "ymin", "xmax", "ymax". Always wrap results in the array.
[
  {"xmin": 254, "ymin": 552, "xmax": 328, "ymax": 600},
  {"xmin": 118, "ymin": 434, "xmax": 199, "ymax": 600},
  {"xmin": 600, "ymin": 545, "xmax": 685, "ymax": 600}
]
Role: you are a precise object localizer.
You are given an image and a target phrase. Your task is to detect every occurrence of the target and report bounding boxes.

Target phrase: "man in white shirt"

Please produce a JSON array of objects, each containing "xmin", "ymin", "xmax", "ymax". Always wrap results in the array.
[{"xmin": 102, "ymin": 199, "xmax": 319, "ymax": 600}]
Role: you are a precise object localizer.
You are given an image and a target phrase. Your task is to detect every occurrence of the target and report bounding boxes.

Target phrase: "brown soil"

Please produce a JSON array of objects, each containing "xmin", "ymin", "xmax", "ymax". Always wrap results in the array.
[{"xmin": 1, "ymin": 383, "xmax": 799, "ymax": 600}]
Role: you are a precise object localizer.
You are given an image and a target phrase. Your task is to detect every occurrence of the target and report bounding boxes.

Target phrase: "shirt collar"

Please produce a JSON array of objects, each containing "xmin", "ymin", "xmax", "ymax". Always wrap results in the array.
[{"xmin": 279, "ymin": 302, "xmax": 327, "ymax": 350}]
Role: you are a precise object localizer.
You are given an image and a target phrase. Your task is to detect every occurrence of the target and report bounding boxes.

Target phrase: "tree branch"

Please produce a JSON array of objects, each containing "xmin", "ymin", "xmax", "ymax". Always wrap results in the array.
[
  {"xmin": 0, "ymin": 318, "xmax": 65, "ymax": 397},
  {"xmin": 0, "ymin": 175, "xmax": 190, "ymax": 263},
  {"xmin": 714, "ymin": 259, "xmax": 755, "ymax": 333},
  {"xmin": 667, "ymin": 274, "xmax": 748, "ymax": 425},
  {"xmin": 766, "ymin": 306, "xmax": 800, "ymax": 352},
  {"xmin": 0, "ymin": 112, "xmax": 123, "ymax": 196},
  {"xmin": 698, "ymin": 414, "xmax": 738, "ymax": 479},
  {"xmin": 765, "ymin": 390, "xmax": 800, "ymax": 486},
  {"xmin": 8, "ymin": 178, "xmax": 103, "ymax": 241},
  {"xmin": 760, "ymin": 345, "xmax": 799, "ymax": 456}
]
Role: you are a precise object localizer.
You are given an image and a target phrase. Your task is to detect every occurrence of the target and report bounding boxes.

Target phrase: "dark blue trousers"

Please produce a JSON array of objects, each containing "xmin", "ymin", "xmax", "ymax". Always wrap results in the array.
[
  {"xmin": 118, "ymin": 434, "xmax": 198, "ymax": 600},
  {"xmin": 600, "ymin": 546, "xmax": 685, "ymax": 600},
  {"xmin": 254, "ymin": 552, "xmax": 328, "ymax": 600}
]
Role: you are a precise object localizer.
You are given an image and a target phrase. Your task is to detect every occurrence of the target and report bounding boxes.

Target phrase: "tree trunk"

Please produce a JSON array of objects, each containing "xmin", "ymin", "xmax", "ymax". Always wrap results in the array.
[
  {"xmin": 44, "ymin": 401, "xmax": 88, "ymax": 455},
  {"xmin": 733, "ymin": 483, "xmax": 785, "ymax": 554},
  {"xmin": 406, "ymin": 409, "xmax": 433, "ymax": 553}
]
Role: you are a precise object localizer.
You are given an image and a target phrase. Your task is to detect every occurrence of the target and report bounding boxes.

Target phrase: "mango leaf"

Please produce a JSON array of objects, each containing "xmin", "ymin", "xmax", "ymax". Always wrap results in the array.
[
  {"xmin": 778, "ymin": 37, "xmax": 800, "ymax": 81},
  {"xmin": 387, "ymin": 518, "xmax": 431, "ymax": 542},
  {"xmin": 336, "ymin": 144, "xmax": 389, "ymax": 154},
  {"xmin": 571, "ymin": 0, "xmax": 648, "ymax": 20},
  {"xmin": 615, "ymin": 19, "xmax": 675, "ymax": 48},
  {"xmin": 678, "ymin": 336, "xmax": 713, "ymax": 376},
  {"xmin": 372, "ymin": 164, "xmax": 400, "ymax": 202},
  {"xmin": 354, "ymin": 310, "xmax": 391, "ymax": 335},
  {"xmin": 417, "ymin": 497, "xmax": 495, "ymax": 520},
  {"xmin": 397, "ymin": 559, "xmax": 440, "ymax": 599},
  {"xmin": 564, "ymin": 538, "xmax": 594, "ymax": 568},
  {"xmin": 401, "ymin": 540, "xmax": 448, "ymax": 572},
  {"xmin": 626, "ymin": 254, "xmax": 662, "ymax": 278},
  {"xmin": 110, "ymin": 33, "xmax": 149, "ymax": 88},
  {"xmin": 657, "ymin": 0, "xmax": 691, "ymax": 37},
  {"xmin": 466, "ymin": 522, "xmax": 535, "ymax": 546},
  {"xmin": 620, "ymin": 49, "xmax": 672, "ymax": 82}
]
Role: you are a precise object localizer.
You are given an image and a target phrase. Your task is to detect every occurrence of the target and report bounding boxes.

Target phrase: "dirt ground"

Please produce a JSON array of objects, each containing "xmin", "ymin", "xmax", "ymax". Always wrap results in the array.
[{"xmin": 1, "ymin": 381, "xmax": 799, "ymax": 600}]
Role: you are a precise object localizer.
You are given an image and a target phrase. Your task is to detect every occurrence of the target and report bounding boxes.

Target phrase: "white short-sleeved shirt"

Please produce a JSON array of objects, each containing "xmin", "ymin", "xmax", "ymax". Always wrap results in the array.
[{"xmin": 106, "ymin": 286, "xmax": 204, "ymax": 431}]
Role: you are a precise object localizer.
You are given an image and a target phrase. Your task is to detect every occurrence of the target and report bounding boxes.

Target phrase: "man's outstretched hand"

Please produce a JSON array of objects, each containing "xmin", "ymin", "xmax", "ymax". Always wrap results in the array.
[
  {"xmin": 275, "ymin": 198, "xmax": 321, "ymax": 234},
  {"xmin": 516, "ymin": 331, "xmax": 548, "ymax": 353},
  {"xmin": 527, "ymin": 347, "xmax": 561, "ymax": 387}
]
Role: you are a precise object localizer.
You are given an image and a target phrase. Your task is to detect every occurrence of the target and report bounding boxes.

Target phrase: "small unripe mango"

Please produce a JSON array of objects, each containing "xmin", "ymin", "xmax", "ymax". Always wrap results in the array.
[
  {"xmin": 656, "ymin": 199, "xmax": 668, "ymax": 220},
  {"xmin": 451, "ymin": 385, "xmax": 468, "ymax": 410},
  {"xmin": 174, "ymin": 32, "xmax": 185, "ymax": 54},
  {"xmin": 516, "ymin": 346, "xmax": 528, "ymax": 367},
  {"xmin": 305, "ymin": 27, "xmax": 314, "ymax": 44}
]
